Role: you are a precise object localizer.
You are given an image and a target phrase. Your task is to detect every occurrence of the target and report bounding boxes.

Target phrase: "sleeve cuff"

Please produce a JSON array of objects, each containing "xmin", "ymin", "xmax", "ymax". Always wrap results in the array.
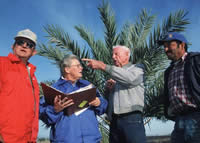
[{"xmin": 105, "ymin": 65, "xmax": 112, "ymax": 74}]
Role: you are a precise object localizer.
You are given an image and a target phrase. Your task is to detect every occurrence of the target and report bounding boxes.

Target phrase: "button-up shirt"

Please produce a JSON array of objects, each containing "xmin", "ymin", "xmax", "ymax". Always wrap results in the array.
[{"xmin": 168, "ymin": 53, "xmax": 196, "ymax": 114}]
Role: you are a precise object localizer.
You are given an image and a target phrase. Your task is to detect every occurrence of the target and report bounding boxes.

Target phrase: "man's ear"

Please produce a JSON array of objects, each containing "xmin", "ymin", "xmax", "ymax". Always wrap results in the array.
[
  {"xmin": 125, "ymin": 51, "xmax": 129, "ymax": 60},
  {"xmin": 64, "ymin": 67, "xmax": 70, "ymax": 74},
  {"xmin": 180, "ymin": 42, "xmax": 186, "ymax": 51},
  {"xmin": 11, "ymin": 45, "xmax": 14, "ymax": 50},
  {"xmin": 32, "ymin": 49, "xmax": 37, "ymax": 56}
]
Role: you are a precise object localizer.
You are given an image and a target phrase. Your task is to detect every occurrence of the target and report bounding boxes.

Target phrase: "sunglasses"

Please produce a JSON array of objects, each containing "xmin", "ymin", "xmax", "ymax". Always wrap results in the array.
[{"xmin": 16, "ymin": 39, "xmax": 35, "ymax": 49}]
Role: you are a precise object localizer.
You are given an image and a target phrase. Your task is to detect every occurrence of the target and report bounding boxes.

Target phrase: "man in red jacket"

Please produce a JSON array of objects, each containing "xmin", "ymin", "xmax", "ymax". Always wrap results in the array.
[{"xmin": 0, "ymin": 29, "xmax": 39, "ymax": 143}]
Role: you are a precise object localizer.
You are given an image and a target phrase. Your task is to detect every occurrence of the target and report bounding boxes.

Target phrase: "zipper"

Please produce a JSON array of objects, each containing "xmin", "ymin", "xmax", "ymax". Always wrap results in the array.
[{"xmin": 27, "ymin": 66, "xmax": 36, "ymax": 117}]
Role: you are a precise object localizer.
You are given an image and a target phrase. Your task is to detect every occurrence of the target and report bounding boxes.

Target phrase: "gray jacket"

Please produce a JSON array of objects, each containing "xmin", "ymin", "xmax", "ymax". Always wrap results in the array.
[{"xmin": 105, "ymin": 62, "xmax": 144, "ymax": 120}]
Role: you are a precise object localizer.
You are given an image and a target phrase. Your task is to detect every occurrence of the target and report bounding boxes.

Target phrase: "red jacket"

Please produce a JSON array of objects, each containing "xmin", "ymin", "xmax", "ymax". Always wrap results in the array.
[{"xmin": 0, "ymin": 53, "xmax": 39, "ymax": 143}]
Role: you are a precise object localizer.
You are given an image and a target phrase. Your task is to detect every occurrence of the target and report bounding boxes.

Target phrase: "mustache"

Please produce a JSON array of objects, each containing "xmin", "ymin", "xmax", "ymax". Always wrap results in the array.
[{"xmin": 166, "ymin": 50, "xmax": 172, "ymax": 54}]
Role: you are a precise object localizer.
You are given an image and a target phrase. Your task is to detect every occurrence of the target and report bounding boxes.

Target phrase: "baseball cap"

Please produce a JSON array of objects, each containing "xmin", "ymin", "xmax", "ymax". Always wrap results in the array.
[
  {"xmin": 158, "ymin": 32, "xmax": 188, "ymax": 45},
  {"xmin": 15, "ymin": 29, "xmax": 37, "ymax": 45}
]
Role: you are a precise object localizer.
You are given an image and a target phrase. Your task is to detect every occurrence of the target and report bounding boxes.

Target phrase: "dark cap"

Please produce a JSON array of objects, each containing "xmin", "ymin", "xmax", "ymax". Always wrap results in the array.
[{"xmin": 158, "ymin": 32, "xmax": 187, "ymax": 45}]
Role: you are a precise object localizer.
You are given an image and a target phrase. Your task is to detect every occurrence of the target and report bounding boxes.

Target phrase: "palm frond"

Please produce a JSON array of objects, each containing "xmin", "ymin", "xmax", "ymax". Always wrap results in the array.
[
  {"xmin": 75, "ymin": 25, "xmax": 111, "ymax": 62},
  {"xmin": 38, "ymin": 1, "xmax": 191, "ymax": 126},
  {"xmin": 118, "ymin": 22, "xmax": 132, "ymax": 46},
  {"xmin": 161, "ymin": 9, "xmax": 190, "ymax": 36},
  {"xmin": 131, "ymin": 9, "xmax": 156, "ymax": 48},
  {"xmin": 144, "ymin": 73, "xmax": 165, "ymax": 119},
  {"xmin": 98, "ymin": 0, "xmax": 119, "ymax": 51},
  {"xmin": 37, "ymin": 44, "xmax": 64, "ymax": 66}
]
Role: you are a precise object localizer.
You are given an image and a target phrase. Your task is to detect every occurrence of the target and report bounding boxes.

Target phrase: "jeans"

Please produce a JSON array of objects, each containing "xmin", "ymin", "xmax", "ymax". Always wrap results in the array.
[
  {"xmin": 109, "ymin": 111, "xmax": 146, "ymax": 143},
  {"xmin": 171, "ymin": 112, "xmax": 200, "ymax": 143}
]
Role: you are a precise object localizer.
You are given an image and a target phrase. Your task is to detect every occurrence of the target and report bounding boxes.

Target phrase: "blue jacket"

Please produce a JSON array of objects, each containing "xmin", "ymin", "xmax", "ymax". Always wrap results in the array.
[
  {"xmin": 39, "ymin": 78, "xmax": 108, "ymax": 143},
  {"xmin": 164, "ymin": 52, "xmax": 200, "ymax": 120}
]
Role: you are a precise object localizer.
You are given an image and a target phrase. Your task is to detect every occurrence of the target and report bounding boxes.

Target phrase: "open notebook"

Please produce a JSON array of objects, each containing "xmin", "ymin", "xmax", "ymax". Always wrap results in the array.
[{"xmin": 41, "ymin": 82, "xmax": 96, "ymax": 116}]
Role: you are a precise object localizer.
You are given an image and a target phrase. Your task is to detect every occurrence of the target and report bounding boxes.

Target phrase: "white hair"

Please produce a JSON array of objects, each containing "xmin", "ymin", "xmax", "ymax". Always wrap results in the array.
[
  {"xmin": 60, "ymin": 54, "xmax": 79, "ymax": 76},
  {"xmin": 113, "ymin": 45, "xmax": 130, "ymax": 57}
]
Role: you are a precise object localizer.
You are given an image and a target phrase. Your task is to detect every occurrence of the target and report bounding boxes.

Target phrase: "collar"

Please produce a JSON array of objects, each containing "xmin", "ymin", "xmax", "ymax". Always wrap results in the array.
[
  {"xmin": 181, "ymin": 52, "xmax": 188, "ymax": 61},
  {"xmin": 8, "ymin": 53, "xmax": 21, "ymax": 62},
  {"xmin": 171, "ymin": 52, "xmax": 188, "ymax": 66},
  {"xmin": 57, "ymin": 77, "xmax": 82, "ymax": 86},
  {"xmin": 122, "ymin": 62, "xmax": 132, "ymax": 68},
  {"xmin": 8, "ymin": 53, "xmax": 36, "ymax": 71}
]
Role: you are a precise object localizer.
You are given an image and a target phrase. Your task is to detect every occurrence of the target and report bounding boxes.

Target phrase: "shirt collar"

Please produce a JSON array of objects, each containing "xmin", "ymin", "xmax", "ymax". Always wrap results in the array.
[
  {"xmin": 58, "ymin": 77, "xmax": 82, "ymax": 86},
  {"xmin": 181, "ymin": 52, "xmax": 188, "ymax": 61},
  {"xmin": 8, "ymin": 53, "xmax": 21, "ymax": 62},
  {"xmin": 8, "ymin": 53, "xmax": 36, "ymax": 71},
  {"xmin": 122, "ymin": 62, "xmax": 132, "ymax": 68},
  {"xmin": 171, "ymin": 52, "xmax": 188, "ymax": 66}
]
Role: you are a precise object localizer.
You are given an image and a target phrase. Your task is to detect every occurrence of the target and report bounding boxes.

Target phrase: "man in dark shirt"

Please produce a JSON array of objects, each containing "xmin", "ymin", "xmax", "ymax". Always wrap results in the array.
[{"xmin": 158, "ymin": 32, "xmax": 200, "ymax": 143}]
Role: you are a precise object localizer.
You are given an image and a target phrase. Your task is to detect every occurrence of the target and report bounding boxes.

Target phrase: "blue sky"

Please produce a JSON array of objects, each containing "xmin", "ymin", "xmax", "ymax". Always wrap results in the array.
[{"xmin": 1, "ymin": 0, "xmax": 200, "ymax": 138}]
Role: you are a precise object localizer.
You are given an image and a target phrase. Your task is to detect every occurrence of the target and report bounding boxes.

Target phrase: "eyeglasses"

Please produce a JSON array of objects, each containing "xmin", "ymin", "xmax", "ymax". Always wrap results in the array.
[
  {"xmin": 16, "ymin": 39, "xmax": 35, "ymax": 49},
  {"xmin": 70, "ymin": 64, "xmax": 82, "ymax": 68}
]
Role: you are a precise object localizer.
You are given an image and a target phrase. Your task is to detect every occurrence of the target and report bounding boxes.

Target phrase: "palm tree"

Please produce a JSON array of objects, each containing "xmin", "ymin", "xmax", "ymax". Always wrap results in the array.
[{"xmin": 38, "ymin": 0, "xmax": 190, "ymax": 142}]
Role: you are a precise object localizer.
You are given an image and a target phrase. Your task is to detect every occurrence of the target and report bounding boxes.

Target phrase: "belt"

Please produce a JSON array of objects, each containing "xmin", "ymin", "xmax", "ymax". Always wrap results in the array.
[
  {"xmin": 176, "ymin": 107, "xmax": 199, "ymax": 116},
  {"xmin": 112, "ymin": 111, "xmax": 142, "ymax": 118}
]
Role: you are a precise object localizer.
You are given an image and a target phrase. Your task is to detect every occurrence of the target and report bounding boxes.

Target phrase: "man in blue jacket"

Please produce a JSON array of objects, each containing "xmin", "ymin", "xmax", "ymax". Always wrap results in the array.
[
  {"xmin": 158, "ymin": 32, "xmax": 200, "ymax": 143},
  {"xmin": 39, "ymin": 54, "xmax": 107, "ymax": 143}
]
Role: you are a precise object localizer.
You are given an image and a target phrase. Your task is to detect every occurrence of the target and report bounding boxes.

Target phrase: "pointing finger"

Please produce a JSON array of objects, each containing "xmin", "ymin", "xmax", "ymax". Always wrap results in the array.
[{"xmin": 82, "ymin": 58, "xmax": 92, "ymax": 62}]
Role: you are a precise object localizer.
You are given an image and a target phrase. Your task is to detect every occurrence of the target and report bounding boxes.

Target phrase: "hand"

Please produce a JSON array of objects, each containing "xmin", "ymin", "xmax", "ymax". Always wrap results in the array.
[
  {"xmin": 82, "ymin": 58, "xmax": 106, "ymax": 70},
  {"xmin": 54, "ymin": 95, "xmax": 74, "ymax": 113},
  {"xmin": 0, "ymin": 134, "xmax": 4, "ymax": 143},
  {"xmin": 106, "ymin": 79, "xmax": 116, "ymax": 90},
  {"xmin": 89, "ymin": 97, "xmax": 101, "ymax": 107}
]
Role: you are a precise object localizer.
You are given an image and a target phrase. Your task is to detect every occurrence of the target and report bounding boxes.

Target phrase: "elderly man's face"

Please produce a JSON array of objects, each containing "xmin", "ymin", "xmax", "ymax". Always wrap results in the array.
[
  {"xmin": 65, "ymin": 59, "xmax": 83, "ymax": 81},
  {"xmin": 112, "ymin": 47, "xmax": 129, "ymax": 67},
  {"xmin": 12, "ymin": 38, "xmax": 36, "ymax": 60}
]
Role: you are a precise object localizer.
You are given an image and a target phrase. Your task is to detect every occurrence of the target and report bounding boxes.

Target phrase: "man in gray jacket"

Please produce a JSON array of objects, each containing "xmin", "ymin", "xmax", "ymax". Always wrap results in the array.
[{"xmin": 82, "ymin": 45, "xmax": 146, "ymax": 143}]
